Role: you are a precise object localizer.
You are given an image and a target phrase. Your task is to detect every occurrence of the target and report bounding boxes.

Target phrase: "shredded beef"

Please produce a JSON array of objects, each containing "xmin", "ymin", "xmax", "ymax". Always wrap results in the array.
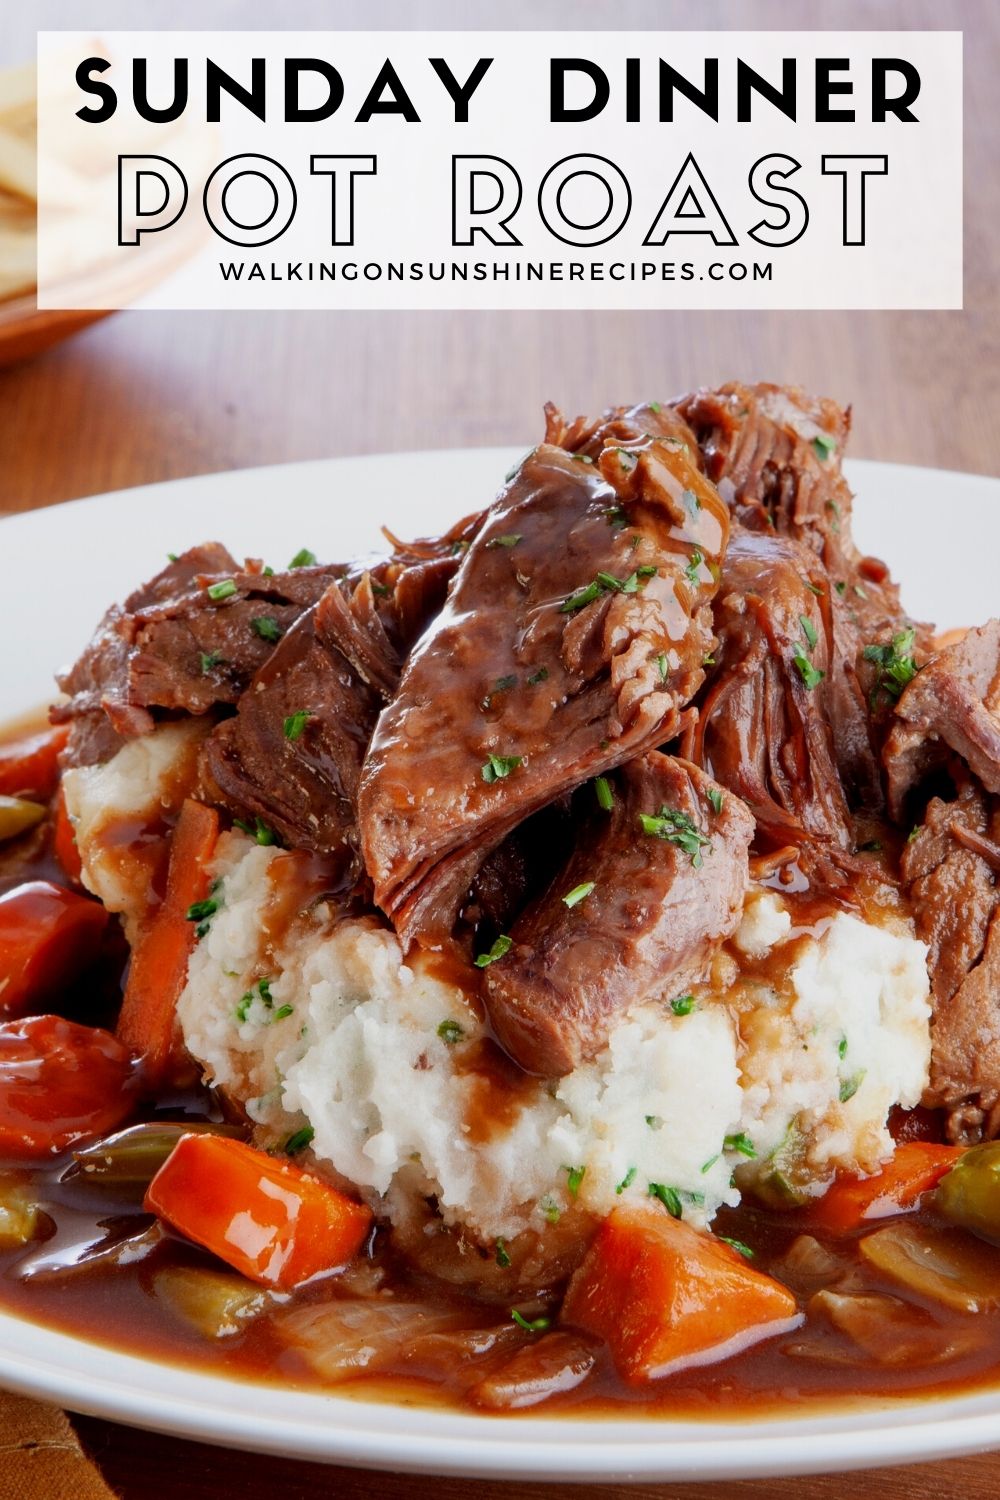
[
  {"xmin": 359, "ymin": 423, "xmax": 731, "ymax": 945},
  {"xmin": 482, "ymin": 754, "xmax": 753, "ymax": 1076}
]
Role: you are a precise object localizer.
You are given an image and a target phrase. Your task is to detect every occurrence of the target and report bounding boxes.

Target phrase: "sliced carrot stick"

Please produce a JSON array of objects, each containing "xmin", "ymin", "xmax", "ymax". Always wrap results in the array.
[
  {"xmin": 145, "ymin": 1134, "xmax": 373, "ymax": 1289},
  {"xmin": 52, "ymin": 787, "xmax": 83, "ymax": 885},
  {"xmin": 804, "ymin": 1142, "xmax": 966, "ymax": 1235},
  {"xmin": 116, "ymin": 798, "xmax": 219, "ymax": 1086},
  {"xmin": 0, "ymin": 725, "xmax": 69, "ymax": 800},
  {"xmin": 561, "ymin": 1204, "xmax": 800, "ymax": 1383}
]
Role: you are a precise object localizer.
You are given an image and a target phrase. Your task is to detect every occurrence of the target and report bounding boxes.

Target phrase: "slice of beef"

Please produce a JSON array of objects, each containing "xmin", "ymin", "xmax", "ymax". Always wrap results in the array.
[
  {"xmin": 543, "ymin": 398, "xmax": 700, "ymax": 460},
  {"xmin": 200, "ymin": 586, "xmax": 382, "ymax": 867},
  {"xmin": 674, "ymin": 382, "xmax": 916, "ymax": 645},
  {"xmin": 359, "ymin": 428, "xmax": 731, "ymax": 945},
  {"xmin": 884, "ymin": 621, "xmax": 1000, "ymax": 821},
  {"xmin": 53, "ymin": 546, "xmax": 347, "ymax": 765},
  {"xmin": 688, "ymin": 529, "xmax": 859, "ymax": 850},
  {"xmin": 199, "ymin": 556, "xmax": 457, "ymax": 861},
  {"xmin": 902, "ymin": 781, "xmax": 1000, "ymax": 1139},
  {"xmin": 482, "ymin": 754, "xmax": 753, "ymax": 1076}
]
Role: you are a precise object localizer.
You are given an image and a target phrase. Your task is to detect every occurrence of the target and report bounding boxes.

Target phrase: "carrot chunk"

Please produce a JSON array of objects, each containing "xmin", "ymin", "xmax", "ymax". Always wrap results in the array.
[
  {"xmin": 145, "ymin": 1134, "xmax": 373, "ymax": 1289},
  {"xmin": 0, "ymin": 725, "xmax": 69, "ymax": 800},
  {"xmin": 52, "ymin": 787, "xmax": 83, "ymax": 885},
  {"xmin": 0, "ymin": 880, "xmax": 108, "ymax": 1016},
  {"xmin": 116, "ymin": 798, "xmax": 219, "ymax": 1086},
  {"xmin": 804, "ymin": 1142, "xmax": 966, "ymax": 1235},
  {"xmin": 561, "ymin": 1204, "xmax": 800, "ymax": 1382}
]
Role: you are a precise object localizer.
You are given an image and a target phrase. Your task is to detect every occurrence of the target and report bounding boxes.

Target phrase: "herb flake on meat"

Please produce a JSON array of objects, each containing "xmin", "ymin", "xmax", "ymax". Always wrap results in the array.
[
  {"xmin": 638, "ymin": 806, "xmax": 712, "ymax": 867},
  {"xmin": 474, "ymin": 934, "xmax": 513, "ymax": 968},
  {"xmin": 481, "ymin": 753, "xmax": 524, "ymax": 784}
]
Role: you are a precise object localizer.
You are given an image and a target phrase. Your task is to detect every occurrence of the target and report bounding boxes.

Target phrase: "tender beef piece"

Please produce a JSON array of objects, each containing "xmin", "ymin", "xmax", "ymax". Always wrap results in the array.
[
  {"xmin": 199, "ymin": 555, "xmax": 455, "ymax": 860},
  {"xmin": 902, "ymin": 782, "xmax": 1000, "ymax": 1139},
  {"xmin": 689, "ymin": 529, "xmax": 860, "ymax": 850},
  {"xmin": 53, "ymin": 545, "xmax": 347, "ymax": 765},
  {"xmin": 201, "ymin": 585, "xmax": 383, "ymax": 865},
  {"xmin": 543, "ymin": 398, "xmax": 700, "ymax": 459},
  {"xmin": 674, "ymin": 382, "xmax": 919, "ymax": 646},
  {"xmin": 884, "ymin": 621, "xmax": 1000, "ymax": 821},
  {"xmin": 482, "ymin": 754, "xmax": 753, "ymax": 1077},
  {"xmin": 360, "ymin": 425, "xmax": 731, "ymax": 945}
]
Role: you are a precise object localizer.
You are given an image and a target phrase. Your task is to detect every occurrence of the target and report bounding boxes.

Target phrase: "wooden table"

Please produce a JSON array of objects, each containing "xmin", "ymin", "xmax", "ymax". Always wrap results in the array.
[{"xmin": 2, "ymin": 0, "xmax": 1000, "ymax": 1495}]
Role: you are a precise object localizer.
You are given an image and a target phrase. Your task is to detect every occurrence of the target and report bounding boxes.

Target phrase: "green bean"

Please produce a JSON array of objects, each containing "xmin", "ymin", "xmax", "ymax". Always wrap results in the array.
[
  {"xmin": 0, "ymin": 795, "xmax": 45, "ymax": 843},
  {"xmin": 66, "ymin": 1121, "xmax": 246, "ymax": 1194}
]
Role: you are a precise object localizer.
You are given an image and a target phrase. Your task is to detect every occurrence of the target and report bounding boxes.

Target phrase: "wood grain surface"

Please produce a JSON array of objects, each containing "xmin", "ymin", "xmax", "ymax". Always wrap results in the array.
[{"xmin": 2, "ymin": 2, "xmax": 999, "ymax": 1496}]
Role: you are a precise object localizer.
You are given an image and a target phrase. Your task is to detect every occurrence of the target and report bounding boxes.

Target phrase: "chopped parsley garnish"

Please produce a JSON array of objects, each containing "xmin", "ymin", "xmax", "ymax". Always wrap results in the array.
[
  {"xmin": 527, "ymin": 666, "xmax": 549, "ymax": 686},
  {"xmin": 826, "ymin": 498, "xmax": 842, "ymax": 533},
  {"xmin": 495, "ymin": 1238, "xmax": 511, "ymax": 1268},
  {"xmin": 615, "ymin": 1166, "xmax": 637, "ymax": 1195},
  {"xmin": 437, "ymin": 1019, "xmax": 465, "ymax": 1045},
  {"xmin": 573, "ymin": 452, "xmax": 594, "ymax": 464},
  {"xmin": 615, "ymin": 448, "xmax": 637, "ymax": 472},
  {"xmin": 907, "ymin": 825, "xmax": 921, "ymax": 843},
  {"xmin": 638, "ymin": 806, "xmax": 712, "ymax": 867},
  {"xmin": 167, "ymin": 551, "xmax": 179, "ymax": 562},
  {"xmin": 284, "ymin": 1126, "xmax": 314, "ymax": 1155},
  {"xmin": 450, "ymin": 539, "xmax": 470, "ymax": 555},
  {"xmin": 813, "ymin": 432, "xmax": 838, "ymax": 461},
  {"xmin": 283, "ymin": 711, "xmax": 312, "ymax": 742},
  {"xmin": 837, "ymin": 1034, "xmax": 848, "ymax": 1060},
  {"xmin": 649, "ymin": 400, "xmax": 662, "ymax": 414},
  {"xmin": 645, "ymin": 1114, "xmax": 663, "ymax": 1130},
  {"xmin": 251, "ymin": 615, "xmax": 283, "ymax": 644},
  {"xmin": 605, "ymin": 505, "xmax": 628, "ymax": 529},
  {"xmin": 684, "ymin": 549, "xmax": 704, "ymax": 586},
  {"xmin": 562, "ymin": 881, "xmax": 595, "ymax": 908},
  {"xmin": 799, "ymin": 614, "xmax": 819, "ymax": 651},
  {"xmin": 235, "ymin": 976, "xmax": 277, "ymax": 1023},
  {"xmin": 540, "ymin": 1196, "xmax": 561, "ymax": 1224},
  {"xmin": 560, "ymin": 567, "xmax": 655, "ymax": 613},
  {"xmin": 564, "ymin": 1165, "xmax": 586, "ymax": 1197},
  {"xmin": 370, "ymin": 580, "xmax": 391, "ymax": 597},
  {"xmin": 233, "ymin": 816, "xmax": 279, "ymax": 846},
  {"xmin": 863, "ymin": 628, "xmax": 919, "ymax": 704},
  {"xmin": 805, "ymin": 582, "xmax": 823, "ymax": 596},
  {"xmin": 670, "ymin": 994, "xmax": 695, "ymax": 1016},
  {"xmin": 858, "ymin": 839, "xmax": 883, "ymax": 854},
  {"xmin": 199, "ymin": 651, "xmax": 225, "ymax": 675},
  {"xmin": 720, "ymin": 1236, "xmax": 755, "ymax": 1260},
  {"xmin": 682, "ymin": 488, "xmax": 701, "ymax": 514},
  {"xmin": 701, "ymin": 1154, "xmax": 720, "ymax": 1174},
  {"xmin": 207, "ymin": 579, "xmax": 237, "ymax": 602},
  {"xmin": 595, "ymin": 775, "xmax": 614, "ymax": 812},
  {"xmin": 839, "ymin": 1069, "xmax": 867, "ymax": 1104},
  {"xmin": 271, "ymin": 1004, "xmax": 294, "ymax": 1022},
  {"xmin": 486, "ymin": 533, "xmax": 522, "ymax": 550},
  {"xmin": 703, "ymin": 653, "xmax": 716, "ymax": 666},
  {"xmin": 657, "ymin": 652, "xmax": 668, "ymax": 682},
  {"xmin": 235, "ymin": 993, "xmax": 253, "ymax": 1023},
  {"xmin": 724, "ymin": 1132, "xmax": 757, "ymax": 1159},
  {"xmin": 474, "ymin": 934, "xmax": 512, "ymax": 968},
  {"xmin": 481, "ymin": 752, "xmax": 523, "ymax": 784},
  {"xmin": 648, "ymin": 1182, "xmax": 683, "ymax": 1219},
  {"xmin": 187, "ymin": 886, "xmax": 222, "ymax": 939},
  {"xmin": 494, "ymin": 674, "xmax": 517, "ymax": 693},
  {"xmin": 834, "ymin": 580, "xmax": 847, "ymax": 597},
  {"xmin": 289, "ymin": 548, "xmax": 317, "ymax": 568},
  {"xmin": 792, "ymin": 642, "xmax": 825, "ymax": 690},
  {"xmin": 707, "ymin": 787, "xmax": 724, "ymax": 816},
  {"xmin": 511, "ymin": 1310, "xmax": 551, "ymax": 1334}
]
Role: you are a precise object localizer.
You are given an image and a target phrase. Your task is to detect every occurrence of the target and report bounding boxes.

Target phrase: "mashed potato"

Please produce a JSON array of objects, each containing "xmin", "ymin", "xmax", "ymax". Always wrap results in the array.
[{"xmin": 67, "ymin": 730, "xmax": 934, "ymax": 1248}]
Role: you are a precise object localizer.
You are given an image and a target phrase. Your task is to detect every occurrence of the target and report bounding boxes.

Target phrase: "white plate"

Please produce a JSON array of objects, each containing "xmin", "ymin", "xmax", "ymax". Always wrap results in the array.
[{"xmin": 2, "ymin": 450, "xmax": 1000, "ymax": 1482}]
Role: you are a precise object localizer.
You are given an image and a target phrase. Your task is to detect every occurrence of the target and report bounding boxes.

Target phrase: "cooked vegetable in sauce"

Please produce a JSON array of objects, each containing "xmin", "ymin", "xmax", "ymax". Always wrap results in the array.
[{"xmin": 5, "ymin": 382, "xmax": 1000, "ymax": 1418}]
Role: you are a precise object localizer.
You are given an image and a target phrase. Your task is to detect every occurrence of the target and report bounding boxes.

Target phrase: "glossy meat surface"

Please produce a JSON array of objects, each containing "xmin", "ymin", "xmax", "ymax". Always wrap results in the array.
[
  {"xmin": 482, "ymin": 753, "xmax": 753, "ymax": 1076},
  {"xmin": 359, "ymin": 429, "xmax": 730, "ymax": 944}
]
